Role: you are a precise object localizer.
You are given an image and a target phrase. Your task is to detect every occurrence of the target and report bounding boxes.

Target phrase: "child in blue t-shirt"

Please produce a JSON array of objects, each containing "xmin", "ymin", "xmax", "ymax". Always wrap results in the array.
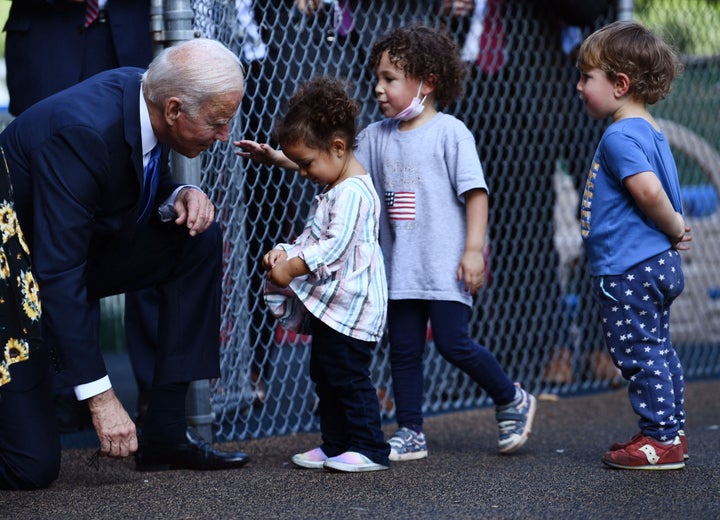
[{"xmin": 576, "ymin": 20, "xmax": 692, "ymax": 470}]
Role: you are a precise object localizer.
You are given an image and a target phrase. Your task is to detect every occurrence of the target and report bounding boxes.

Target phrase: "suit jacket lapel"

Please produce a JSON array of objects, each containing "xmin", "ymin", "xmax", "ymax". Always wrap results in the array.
[{"xmin": 122, "ymin": 72, "xmax": 144, "ymax": 182}]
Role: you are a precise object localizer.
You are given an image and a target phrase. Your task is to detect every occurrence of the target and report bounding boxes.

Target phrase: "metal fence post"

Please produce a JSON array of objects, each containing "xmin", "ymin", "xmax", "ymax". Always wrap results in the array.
[
  {"xmin": 151, "ymin": 0, "xmax": 213, "ymax": 441},
  {"xmin": 617, "ymin": 0, "xmax": 634, "ymax": 21}
]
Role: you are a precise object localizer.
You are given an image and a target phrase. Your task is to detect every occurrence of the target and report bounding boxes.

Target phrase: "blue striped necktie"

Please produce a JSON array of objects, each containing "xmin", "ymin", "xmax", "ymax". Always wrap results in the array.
[{"xmin": 137, "ymin": 145, "xmax": 161, "ymax": 225}]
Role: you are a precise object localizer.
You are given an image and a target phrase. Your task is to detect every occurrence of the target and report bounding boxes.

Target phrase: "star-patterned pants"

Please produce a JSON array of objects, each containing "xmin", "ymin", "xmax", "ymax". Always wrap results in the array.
[{"xmin": 591, "ymin": 249, "xmax": 685, "ymax": 442}]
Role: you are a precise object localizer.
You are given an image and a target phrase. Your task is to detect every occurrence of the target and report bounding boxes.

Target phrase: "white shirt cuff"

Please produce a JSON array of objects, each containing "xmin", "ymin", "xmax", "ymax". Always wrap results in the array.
[{"xmin": 74, "ymin": 375, "xmax": 112, "ymax": 401}]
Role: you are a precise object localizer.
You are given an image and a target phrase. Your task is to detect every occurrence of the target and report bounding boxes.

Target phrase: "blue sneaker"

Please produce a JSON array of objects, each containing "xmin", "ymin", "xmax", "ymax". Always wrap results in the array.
[
  {"xmin": 495, "ymin": 384, "xmax": 536, "ymax": 454},
  {"xmin": 388, "ymin": 427, "xmax": 428, "ymax": 461}
]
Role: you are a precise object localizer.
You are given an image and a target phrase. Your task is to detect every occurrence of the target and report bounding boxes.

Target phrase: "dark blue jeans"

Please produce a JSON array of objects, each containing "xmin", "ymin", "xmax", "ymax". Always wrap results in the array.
[
  {"xmin": 388, "ymin": 299, "xmax": 516, "ymax": 432},
  {"xmin": 309, "ymin": 316, "xmax": 390, "ymax": 465},
  {"xmin": 0, "ymin": 345, "xmax": 60, "ymax": 490}
]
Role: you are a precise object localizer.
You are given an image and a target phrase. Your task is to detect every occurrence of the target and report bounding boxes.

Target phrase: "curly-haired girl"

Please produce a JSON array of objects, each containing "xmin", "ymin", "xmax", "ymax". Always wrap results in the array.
[{"xmin": 260, "ymin": 77, "xmax": 390, "ymax": 472}]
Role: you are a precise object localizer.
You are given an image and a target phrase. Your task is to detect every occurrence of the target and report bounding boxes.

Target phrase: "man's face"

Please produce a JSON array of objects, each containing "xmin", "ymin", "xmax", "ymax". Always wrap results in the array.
[{"xmin": 168, "ymin": 90, "xmax": 243, "ymax": 157}]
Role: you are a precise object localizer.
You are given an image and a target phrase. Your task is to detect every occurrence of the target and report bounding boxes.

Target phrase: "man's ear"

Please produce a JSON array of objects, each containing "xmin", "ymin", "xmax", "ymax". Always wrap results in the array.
[
  {"xmin": 614, "ymin": 73, "xmax": 631, "ymax": 98},
  {"xmin": 165, "ymin": 97, "xmax": 182, "ymax": 125}
]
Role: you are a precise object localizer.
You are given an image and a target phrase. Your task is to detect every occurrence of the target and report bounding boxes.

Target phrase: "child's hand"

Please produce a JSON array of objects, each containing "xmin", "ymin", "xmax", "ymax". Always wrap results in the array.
[
  {"xmin": 268, "ymin": 261, "xmax": 294, "ymax": 288},
  {"xmin": 262, "ymin": 249, "xmax": 288, "ymax": 271},
  {"xmin": 457, "ymin": 250, "xmax": 486, "ymax": 296},
  {"xmin": 234, "ymin": 140, "xmax": 278, "ymax": 166},
  {"xmin": 441, "ymin": 0, "xmax": 474, "ymax": 16},
  {"xmin": 672, "ymin": 224, "xmax": 692, "ymax": 251},
  {"xmin": 234, "ymin": 140, "xmax": 299, "ymax": 170}
]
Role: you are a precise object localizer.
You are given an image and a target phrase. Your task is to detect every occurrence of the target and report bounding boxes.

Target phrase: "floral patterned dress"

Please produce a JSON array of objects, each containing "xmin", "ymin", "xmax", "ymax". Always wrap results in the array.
[{"xmin": 0, "ymin": 149, "xmax": 42, "ymax": 387}]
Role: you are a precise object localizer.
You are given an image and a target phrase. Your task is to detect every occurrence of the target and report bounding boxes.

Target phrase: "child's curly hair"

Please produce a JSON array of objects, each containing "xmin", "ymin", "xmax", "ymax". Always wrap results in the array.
[
  {"xmin": 577, "ymin": 20, "xmax": 682, "ymax": 105},
  {"xmin": 273, "ymin": 77, "xmax": 359, "ymax": 151},
  {"xmin": 368, "ymin": 25, "xmax": 466, "ymax": 108}
]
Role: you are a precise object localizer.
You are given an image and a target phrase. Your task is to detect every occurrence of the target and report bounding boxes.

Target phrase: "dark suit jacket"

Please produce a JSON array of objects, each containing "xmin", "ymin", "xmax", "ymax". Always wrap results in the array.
[
  {"xmin": 0, "ymin": 68, "xmax": 179, "ymax": 386},
  {"xmin": 4, "ymin": 0, "xmax": 153, "ymax": 116}
]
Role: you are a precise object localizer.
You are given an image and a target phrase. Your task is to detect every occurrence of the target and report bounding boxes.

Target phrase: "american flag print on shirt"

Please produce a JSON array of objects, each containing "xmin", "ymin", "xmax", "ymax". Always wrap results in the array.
[{"xmin": 385, "ymin": 191, "xmax": 416, "ymax": 221}]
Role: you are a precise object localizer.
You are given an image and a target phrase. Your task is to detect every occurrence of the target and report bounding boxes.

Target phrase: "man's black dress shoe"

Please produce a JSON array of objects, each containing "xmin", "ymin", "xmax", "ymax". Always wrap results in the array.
[{"xmin": 135, "ymin": 428, "xmax": 249, "ymax": 471}]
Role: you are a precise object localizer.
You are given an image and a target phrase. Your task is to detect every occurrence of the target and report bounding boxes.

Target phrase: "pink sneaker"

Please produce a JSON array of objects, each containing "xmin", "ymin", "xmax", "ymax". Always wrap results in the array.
[
  {"xmin": 323, "ymin": 451, "xmax": 389, "ymax": 473},
  {"xmin": 291, "ymin": 447, "xmax": 328, "ymax": 469}
]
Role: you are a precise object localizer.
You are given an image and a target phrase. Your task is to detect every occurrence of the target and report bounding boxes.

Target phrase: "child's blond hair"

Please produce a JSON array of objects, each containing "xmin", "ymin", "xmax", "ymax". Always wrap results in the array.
[{"xmin": 577, "ymin": 20, "xmax": 682, "ymax": 105}]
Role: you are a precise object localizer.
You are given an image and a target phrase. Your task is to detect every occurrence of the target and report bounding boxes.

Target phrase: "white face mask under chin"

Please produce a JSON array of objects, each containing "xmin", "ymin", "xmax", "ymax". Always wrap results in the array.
[{"xmin": 392, "ymin": 82, "xmax": 427, "ymax": 121}]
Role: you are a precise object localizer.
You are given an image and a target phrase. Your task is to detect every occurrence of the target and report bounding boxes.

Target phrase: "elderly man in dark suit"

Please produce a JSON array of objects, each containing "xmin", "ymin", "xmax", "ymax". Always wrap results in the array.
[{"xmin": 0, "ymin": 38, "xmax": 249, "ymax": 489}]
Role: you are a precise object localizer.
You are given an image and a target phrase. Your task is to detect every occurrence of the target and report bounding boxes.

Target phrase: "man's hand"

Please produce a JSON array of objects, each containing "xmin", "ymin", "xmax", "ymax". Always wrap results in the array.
[
  {"xmin": 173, "ymin": 187, "xmax": 216, "ymax": 236},
  {"xmin": 87, "ymin": 389, "xmax": 138, "ymax": 458}
]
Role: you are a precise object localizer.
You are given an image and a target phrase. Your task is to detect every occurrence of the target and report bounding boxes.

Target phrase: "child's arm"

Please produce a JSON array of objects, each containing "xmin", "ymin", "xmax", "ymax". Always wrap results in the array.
[
  {"xmin": 234, "ymin": 140, "xmax": 299, "ymax": 170},
  {"xmin": 458, "ymin": 188, "xmax": 488, "ymax": 296},
  {"xmin": 624, "ymin": 171, "xmax": 691, "ymax": 249}
]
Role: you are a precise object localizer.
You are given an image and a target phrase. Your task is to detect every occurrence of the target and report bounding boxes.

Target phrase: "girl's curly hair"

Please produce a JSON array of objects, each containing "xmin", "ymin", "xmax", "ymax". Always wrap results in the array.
[
  {"xmin": 273, "ymin": 77, "xmax": 359, "ymax": 151},
  {"xmin": 368, "ymin": 25, "xmax": 466, "ymax": 108},
  {"xmin": 577, "ymin": 20, "xmax": 682, "ymax": 105}
]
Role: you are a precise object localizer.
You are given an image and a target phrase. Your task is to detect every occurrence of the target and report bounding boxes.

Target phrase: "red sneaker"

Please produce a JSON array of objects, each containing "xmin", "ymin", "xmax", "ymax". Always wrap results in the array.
[
  {"xmin": 602, "ymin": 435, "xmax": 685, "ymax": 470},
  {"xmin": 610, "ymin": 430, "xmax": 688, "ymax": 460}
]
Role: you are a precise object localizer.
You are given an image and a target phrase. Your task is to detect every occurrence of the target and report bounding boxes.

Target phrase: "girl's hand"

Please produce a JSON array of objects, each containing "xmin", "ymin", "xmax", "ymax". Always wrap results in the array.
[
  {"xmin": 235, "ymin": 140, "xmax": 299, "ymax": 170},
  {"xmin": 263, "ymin": 249, "xmax": 288, "ymax": 271},
  {"xmin": 234, "ymin": 140, "xmax": 278, "ymax": 166},
  {"xmin": 457, "ymin": 249, "xmax": 485, "ymax": 296},
  {"xmin": 268, "ymin": 261, "xmax": 294, "ymax": 288}
]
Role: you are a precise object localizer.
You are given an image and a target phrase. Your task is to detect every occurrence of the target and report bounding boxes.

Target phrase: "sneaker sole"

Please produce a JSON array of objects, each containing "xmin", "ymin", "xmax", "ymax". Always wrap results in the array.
[
  {"xmin": 499, "ymin": 393, "xmax": 537, "ymax": 454},
  {"xmin": 389, "ymin": 450, "xmax": 428, "ymax": 462},
  {"xmin": 601, "ymin": 456, "xmax": 685, "ymax": 471},
  {"xmin": 323, "ymin": 460, "xmax": 389, "ymax": 472},
  {"xmin": 291, "ymin": 457, "xmax": 326, "ymax": 469}
]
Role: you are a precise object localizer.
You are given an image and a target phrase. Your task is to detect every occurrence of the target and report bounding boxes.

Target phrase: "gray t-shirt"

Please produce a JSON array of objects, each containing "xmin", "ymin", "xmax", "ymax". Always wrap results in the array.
[{"xmin": 356, "ymin": 113, "xmax": 488, "ymax": 305}]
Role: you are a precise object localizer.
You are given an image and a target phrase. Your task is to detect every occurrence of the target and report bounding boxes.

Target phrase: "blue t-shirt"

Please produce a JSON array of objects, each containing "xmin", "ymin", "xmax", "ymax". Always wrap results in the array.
[{"xmin": 580, "ymin": 118, "xmax": 683, "ymax": 275}]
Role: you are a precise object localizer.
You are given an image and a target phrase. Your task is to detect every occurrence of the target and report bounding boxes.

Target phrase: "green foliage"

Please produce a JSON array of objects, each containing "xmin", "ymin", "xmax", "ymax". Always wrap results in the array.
[
  {"xmin": 0, "ymin": 2, "xmax": 8, "ymax": 58},
  {"xmin": 635, "ymin": 0, "xmax": 720, "ymax": 56}
]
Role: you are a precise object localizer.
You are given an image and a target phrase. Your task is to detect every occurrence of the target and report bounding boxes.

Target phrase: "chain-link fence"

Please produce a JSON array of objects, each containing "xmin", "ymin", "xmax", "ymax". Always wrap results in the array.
[{"xmin": 172, "ymin": 0, "xmax": 720, "ymax": 441}]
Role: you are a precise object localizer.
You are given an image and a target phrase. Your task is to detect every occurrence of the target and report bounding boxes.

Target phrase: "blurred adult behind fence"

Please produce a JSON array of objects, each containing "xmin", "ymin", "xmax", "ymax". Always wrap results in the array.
[{"xmin": 0, "ymin": 38, "xmax": 249, "ymax": 479}]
